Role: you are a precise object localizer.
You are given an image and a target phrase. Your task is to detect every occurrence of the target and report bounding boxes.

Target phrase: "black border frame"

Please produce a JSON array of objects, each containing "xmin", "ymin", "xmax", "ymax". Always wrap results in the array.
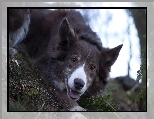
[{"xmin": 7, "ymin": 6, "xmax": 147, "ymax": 112}]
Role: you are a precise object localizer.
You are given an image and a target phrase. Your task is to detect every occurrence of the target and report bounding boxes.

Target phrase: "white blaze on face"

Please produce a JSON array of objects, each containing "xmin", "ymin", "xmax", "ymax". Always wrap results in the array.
[{"xmin": 68, "ymin": 63, "xmax": 87, "ymax": 92}]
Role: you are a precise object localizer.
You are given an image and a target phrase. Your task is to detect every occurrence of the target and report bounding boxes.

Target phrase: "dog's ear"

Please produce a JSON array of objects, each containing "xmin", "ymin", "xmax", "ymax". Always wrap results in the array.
[
  {"xmin": 103, "ymin": 44, "xmax": 123, "ymax": 67},
  {"xmin": 59, "ymin": 17, "xmax": 75, "ymax": 48},
  {"xmin": 49, "ymin": 18, "xmax": 75, "ymax": 60}
]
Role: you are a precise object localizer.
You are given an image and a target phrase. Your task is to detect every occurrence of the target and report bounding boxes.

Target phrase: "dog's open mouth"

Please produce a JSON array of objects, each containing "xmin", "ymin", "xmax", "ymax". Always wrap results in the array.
[{"xmin": 67, "ymin": 87, "xmax": 81, "ymax": 100}]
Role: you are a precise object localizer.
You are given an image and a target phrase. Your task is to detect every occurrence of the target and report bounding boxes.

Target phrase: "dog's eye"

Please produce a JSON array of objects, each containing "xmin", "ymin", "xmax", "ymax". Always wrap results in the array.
[
  {"xmin": 71, "ymin": 56, "xmax": 77, "ymax": 62},
  {"xmin": 90, "ymin": 64, "xmax": 96, "ymax": 71}
]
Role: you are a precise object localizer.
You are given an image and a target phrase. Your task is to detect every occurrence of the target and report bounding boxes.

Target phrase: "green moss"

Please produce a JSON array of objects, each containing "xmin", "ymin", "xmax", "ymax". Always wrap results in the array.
[
  {"xmin": 78, "ymin": 94, "xmax": 120, "ymax": 111},
  {"xmin": 78, "ymin": 82, "xmax": 121, "ymax": 111},
  {"xmin": 135, "ymin": 86, "xmax": 146, "ymax": 111},
  {"xmin": 9, "ymin": 52, "xmax": 60, "ymax": 111},
  {"xmin": 9, "ymin": 98, "xmax": 26, "ymax": 111}
]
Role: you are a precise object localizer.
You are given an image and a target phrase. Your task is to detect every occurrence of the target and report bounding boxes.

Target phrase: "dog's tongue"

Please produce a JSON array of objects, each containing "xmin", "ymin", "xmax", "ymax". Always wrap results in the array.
[{"xmin": 68, "ymin": 89, "xmax": 80, "ymax": 99}]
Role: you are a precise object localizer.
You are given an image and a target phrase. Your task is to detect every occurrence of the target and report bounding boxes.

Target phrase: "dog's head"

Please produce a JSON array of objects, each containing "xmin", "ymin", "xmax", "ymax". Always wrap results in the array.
[{"xmin": 48, "ymin": 18, "xmax": 123, "ymax": 100}]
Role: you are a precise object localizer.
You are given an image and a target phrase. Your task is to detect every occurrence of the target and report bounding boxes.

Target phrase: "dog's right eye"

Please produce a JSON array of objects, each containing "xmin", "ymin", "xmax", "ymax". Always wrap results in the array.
[{"xmin": 71, "ymin": 56, "xmax": 77, "ymax": 62}]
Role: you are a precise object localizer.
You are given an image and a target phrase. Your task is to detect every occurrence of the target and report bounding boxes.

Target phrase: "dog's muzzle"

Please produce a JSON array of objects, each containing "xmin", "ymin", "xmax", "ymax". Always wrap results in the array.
[{"xmin": 67, "ymin": 78, "xmax": 85, "ymax": 100}]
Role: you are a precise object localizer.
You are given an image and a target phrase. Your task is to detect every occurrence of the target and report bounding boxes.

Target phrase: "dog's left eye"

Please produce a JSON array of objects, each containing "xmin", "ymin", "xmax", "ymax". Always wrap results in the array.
[{"xmin": 90, "ymin": 64, "xmax": 96, "ymax": 71}]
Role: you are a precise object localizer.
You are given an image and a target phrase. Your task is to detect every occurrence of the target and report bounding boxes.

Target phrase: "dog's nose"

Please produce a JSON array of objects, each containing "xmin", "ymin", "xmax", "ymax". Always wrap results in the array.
[{"xmin": 74, "ymin": 78, "xmax": 85, "ymax": 90}]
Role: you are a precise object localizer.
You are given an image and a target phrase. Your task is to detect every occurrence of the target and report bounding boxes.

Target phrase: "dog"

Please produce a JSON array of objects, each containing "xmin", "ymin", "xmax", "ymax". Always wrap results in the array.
[{"xmin": 9, "ymin": 9, "xmax": 123, "ymax": 111}]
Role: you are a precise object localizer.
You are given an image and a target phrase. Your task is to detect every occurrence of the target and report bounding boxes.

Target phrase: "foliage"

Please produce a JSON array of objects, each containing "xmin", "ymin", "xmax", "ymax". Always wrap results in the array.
[
  {"xmin": 9, "ymin": 51, "xmax": 61, "ymax": 111},
  {"xmin": 79, "ymin": 79, "xmax": 139, "ymax": 111},
  {"xmin": 135, "ymin": 34, "xmax": 147, "ymax": 111},
  {"xmin": 78, "ymin": 94, "xmax": 119, "ymax": 111},
  {"xmin": 135, "ymin": 86, "xmax": 146, "ymax": 111}
]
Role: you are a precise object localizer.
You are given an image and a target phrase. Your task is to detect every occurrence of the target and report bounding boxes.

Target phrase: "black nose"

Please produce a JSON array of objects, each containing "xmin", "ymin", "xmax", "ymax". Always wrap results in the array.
[{"xmin": 74, "ymin": 78, "xmax": 85, "ymax": 90}]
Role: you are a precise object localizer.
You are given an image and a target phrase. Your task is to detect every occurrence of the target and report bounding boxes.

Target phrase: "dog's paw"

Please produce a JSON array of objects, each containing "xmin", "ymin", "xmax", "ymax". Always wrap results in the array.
[{"xmin": 69, "ymin": 106, "xmax": 86, "ymax": 111}]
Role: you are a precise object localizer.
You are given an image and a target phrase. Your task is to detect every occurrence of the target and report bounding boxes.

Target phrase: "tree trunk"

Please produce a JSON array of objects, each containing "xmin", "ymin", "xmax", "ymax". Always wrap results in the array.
[{"xmin": 129, "ymin": 9, "xmax": 146, "ymax": 86}]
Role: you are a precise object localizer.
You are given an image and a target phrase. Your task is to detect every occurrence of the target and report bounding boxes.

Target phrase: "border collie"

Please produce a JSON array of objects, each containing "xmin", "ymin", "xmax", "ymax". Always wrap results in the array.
[{"xmin": 9, "ymin": 9, "xmax": 123, "ymax": 111}]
